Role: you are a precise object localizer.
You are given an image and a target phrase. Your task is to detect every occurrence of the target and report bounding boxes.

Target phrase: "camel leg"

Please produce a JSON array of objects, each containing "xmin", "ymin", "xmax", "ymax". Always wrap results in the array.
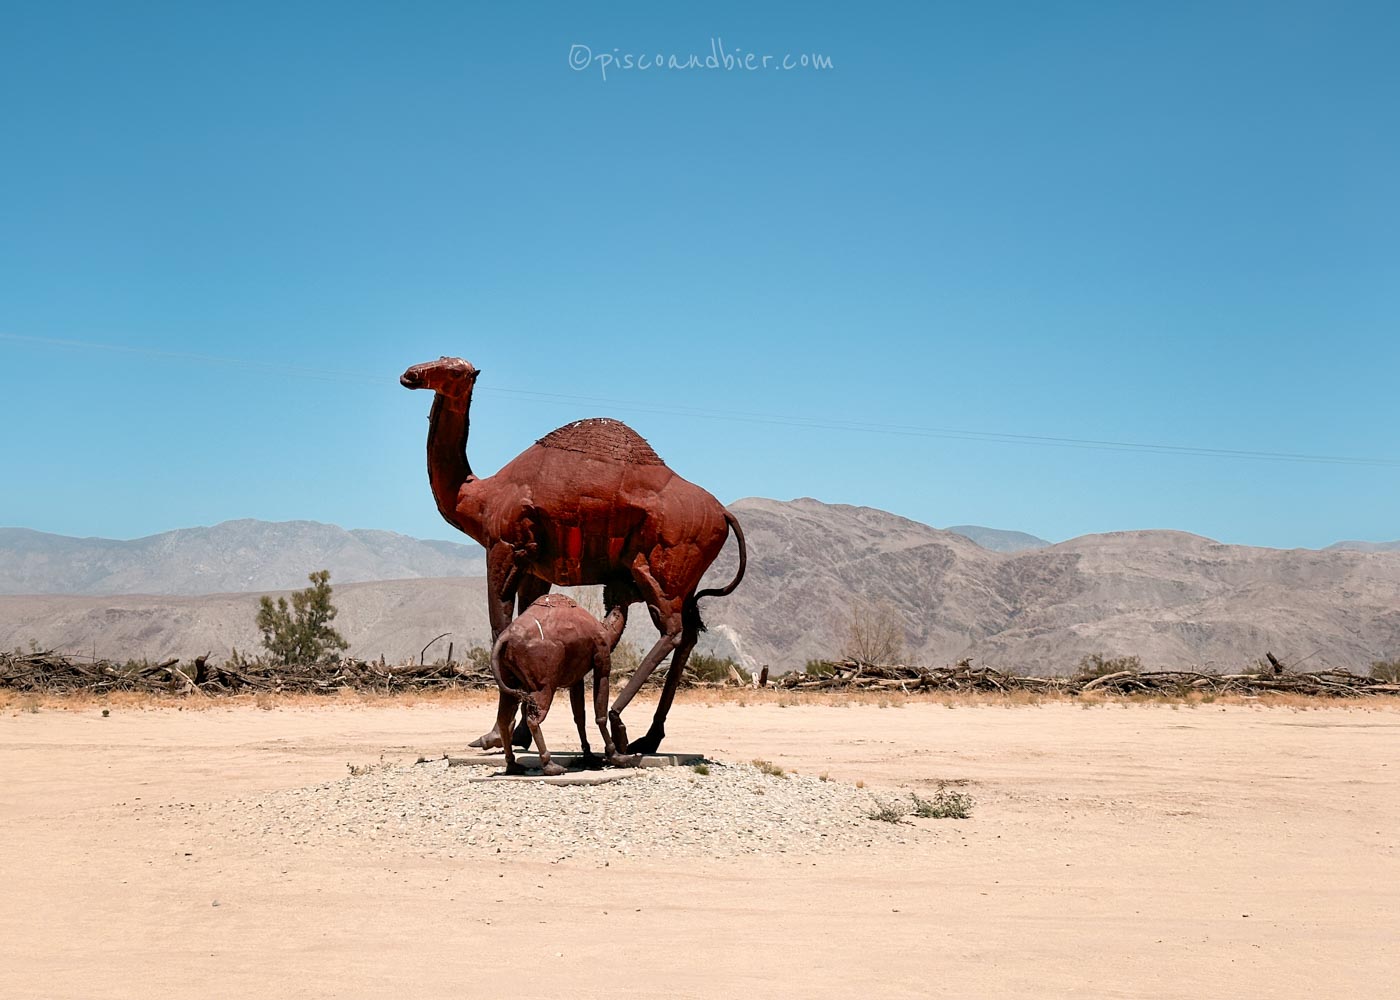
[
  {"xmin": 501, "ymin": 575, "xmax": 552, "ymax": 750},
  {"xmin": 595, "ymin": 641, "xmax": 640, "ymax": 768},
  {"xmin": 607, "ymin": 582, "xmax": 682, "ymax": 753},
  {"xmin": 496, "ymin": 691, "xmax": 527, "ymax": 776},
  {"xmin": 471, "ymin": 544, "xmax": 530, "ymax": 750},
  {"xmin": 522, "ymin": 690, "xmax": 565, "ymax": 777},
  {"xmin": 571, "ymin": 679, "xmax": 604, "ymax": 769},
  {"xmin": 485, "ymin": 542, "xmax": 521, "ymax": 639},
  {"xmin": 628, "ymin": 607, "xmax": 699, "ymax": 756}
]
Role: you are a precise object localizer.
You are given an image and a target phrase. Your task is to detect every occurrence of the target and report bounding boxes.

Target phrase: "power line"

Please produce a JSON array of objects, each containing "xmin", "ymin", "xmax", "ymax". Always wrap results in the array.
[{"xmin": 4, "ymin": 331, "xmax": 1398, "ymax": 469}]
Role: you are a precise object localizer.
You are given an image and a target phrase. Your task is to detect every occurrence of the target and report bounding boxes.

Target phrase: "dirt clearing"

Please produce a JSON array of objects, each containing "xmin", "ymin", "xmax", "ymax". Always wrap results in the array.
[{"xmin": 2, "ymin": 696, "xmax": 1397, "ymax": 999}]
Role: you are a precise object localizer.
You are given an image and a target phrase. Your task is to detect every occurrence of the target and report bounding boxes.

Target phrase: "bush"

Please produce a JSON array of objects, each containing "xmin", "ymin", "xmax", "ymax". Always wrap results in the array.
[
  {"xmin": 1076, "ymin": 653, "xmax": 1142, "ymax": 679},
  {"xmin": 1372, "ymin": 659, "xmax": 1400, "ymax": 683},
  {"xmin": 866, "ymin": 799, "xmax": 905, "ymax": 823},
  {"xmin": 256, "ymin": 570, "xmax": 349, "ymax": 666},
  {"xmin": 842, "ymin": 598, "xmax": 906, "ymax": 665},
  {"xmin": 689, "ymin": 652, "xmax": 751, "ymax": 685},
  {"xmin": 910, "ymin": 789, "xmax": 975, "ymax": 819},
  {"xmin": 804, "ymin": 659, "xmax": 839, "ymax": 677}
]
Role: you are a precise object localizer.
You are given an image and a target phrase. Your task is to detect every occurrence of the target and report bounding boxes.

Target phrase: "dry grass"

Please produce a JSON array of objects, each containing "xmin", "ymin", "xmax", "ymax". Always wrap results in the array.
[{"xmin": 751, "ymin": 758, "xmax": 788, "ymax": 778}]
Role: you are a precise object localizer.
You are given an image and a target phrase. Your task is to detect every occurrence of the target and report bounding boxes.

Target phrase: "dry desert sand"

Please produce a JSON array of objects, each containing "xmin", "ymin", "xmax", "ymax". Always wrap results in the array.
[{"xmin": 2, "ymin": 694, "xmax": 1398, "ymax": 999}]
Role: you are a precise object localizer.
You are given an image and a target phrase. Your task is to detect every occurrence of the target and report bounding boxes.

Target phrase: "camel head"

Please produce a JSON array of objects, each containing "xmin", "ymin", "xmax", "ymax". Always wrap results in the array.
[{"xmin": 400, "ymin": 357, "xmax": 481, "ymax": 400}]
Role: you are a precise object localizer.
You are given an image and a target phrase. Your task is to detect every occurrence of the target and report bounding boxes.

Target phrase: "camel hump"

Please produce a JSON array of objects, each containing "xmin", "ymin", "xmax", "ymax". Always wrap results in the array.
[
  {"xmin": 536, "ymin": 418, "xmax": 665, "ymax": 466},
  {"xmin": 530, "ymin": 594, "xmax": 579, "ymax": 611}
]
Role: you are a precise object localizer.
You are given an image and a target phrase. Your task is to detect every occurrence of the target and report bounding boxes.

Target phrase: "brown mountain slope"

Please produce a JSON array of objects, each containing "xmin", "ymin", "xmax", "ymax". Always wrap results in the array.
[{"xmin": 692, "ymin": 499, "xmax": 1400, "ymax": 672}]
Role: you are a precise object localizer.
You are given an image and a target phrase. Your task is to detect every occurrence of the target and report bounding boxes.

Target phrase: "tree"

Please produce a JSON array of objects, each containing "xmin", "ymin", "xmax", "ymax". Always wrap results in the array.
[
  {"xmin": 256, "ymin": 570, "xmax": 349, "ymax": 665},
  {"xmin": 842, "ymin": 598, "xmax": 906, "ymax": 666}
]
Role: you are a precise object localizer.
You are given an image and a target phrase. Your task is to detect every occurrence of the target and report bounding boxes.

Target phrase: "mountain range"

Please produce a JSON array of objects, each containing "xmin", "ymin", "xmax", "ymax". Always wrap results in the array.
[{"xmin": 1, "ymin": 501, "xmax": 1397, "ymax": 673}]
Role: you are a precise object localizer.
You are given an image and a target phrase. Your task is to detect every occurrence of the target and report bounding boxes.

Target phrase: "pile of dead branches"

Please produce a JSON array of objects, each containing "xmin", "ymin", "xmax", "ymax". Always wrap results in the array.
[
  {"xmin": 0, "ymin": 650, "xmax": 496, "ymax": 695},
  {"xmin": 778, "ymin": 658, "xmax": 1400, "ymax": 698},
  {"xmin": 0, "ymin": 649, "xmax": 749, "ymax": 697}
]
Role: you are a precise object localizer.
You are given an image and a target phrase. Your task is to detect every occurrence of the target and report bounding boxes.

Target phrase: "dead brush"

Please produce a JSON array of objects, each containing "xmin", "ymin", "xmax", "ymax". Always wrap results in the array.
[
  {"xmin": 866, "ymin": 798, "xmax": 906, "ymax": 823},
  {"xmin": 910, "ymin": 788, "xmax": 975, "ymax": 819}
]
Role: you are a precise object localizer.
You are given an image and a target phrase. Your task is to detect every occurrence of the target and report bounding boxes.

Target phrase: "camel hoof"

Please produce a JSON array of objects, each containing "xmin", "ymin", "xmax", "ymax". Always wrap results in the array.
[
  {"xmin": 608, "ymin": 753, "xmax": 642, "ymax": 769},
  {"xmin": 472, "ymin": 732, "xmax": 503, "ymax": 750},
  {"xmin": 503, "ymin": 761, "xmax": 529, "ymax": 776},
  {"xmin": 541, "ymin": 762, "xmax": 566, "ymax": 777},
  {"xmin": 579, "ymin": 753, "xmax": 605, "ymax": 771},
  {"xmin": 628, "ymin": 730, "xmax": 663, "ymax": 756}
]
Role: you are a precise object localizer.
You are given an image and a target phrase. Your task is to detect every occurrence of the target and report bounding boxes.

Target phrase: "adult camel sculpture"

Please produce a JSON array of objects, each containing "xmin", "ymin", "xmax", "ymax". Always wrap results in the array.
[{"xmin": 400, "ymin": 357, "xmax": 747, "ymax": 755}]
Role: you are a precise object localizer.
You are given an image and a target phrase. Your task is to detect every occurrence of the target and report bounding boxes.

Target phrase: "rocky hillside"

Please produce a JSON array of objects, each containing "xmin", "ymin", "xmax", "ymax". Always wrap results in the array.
[{"xmin": 692, "ymin": 498, "xmax": 1400, "ymax": 673}]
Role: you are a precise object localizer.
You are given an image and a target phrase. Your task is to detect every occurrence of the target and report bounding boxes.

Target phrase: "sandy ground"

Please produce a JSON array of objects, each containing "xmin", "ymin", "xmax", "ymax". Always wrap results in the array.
[{"xmin": 2, "ymin": 694, "xmax": 1398, "ymax": 999}]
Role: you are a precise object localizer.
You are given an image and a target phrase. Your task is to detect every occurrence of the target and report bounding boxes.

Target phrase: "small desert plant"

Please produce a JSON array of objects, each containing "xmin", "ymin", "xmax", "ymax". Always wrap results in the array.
[
  {"xmin": 866, "ymin": 799, "xmax": 906, "ymax": 823},
  {"xmin": 804, "ymin": 659, "xmax": 839, "ymax": 678},
  {"xmin": 691, "ymin": 763, "xmax": 711, "ymax": 776},
  {"xmin": 910, "ymin": 789, "xmax": 975, "ymax": 819},
  {"xmin": 1370, "ymin": 659, "xmax": 1400, "ymax": 683},
  {"xmin": 751, "ymin": 758, "xmax": 787, "ymax": 778},
  {"xmin": 1076, "ymin": 653, "xmax": 1142, "ymax": 679}
]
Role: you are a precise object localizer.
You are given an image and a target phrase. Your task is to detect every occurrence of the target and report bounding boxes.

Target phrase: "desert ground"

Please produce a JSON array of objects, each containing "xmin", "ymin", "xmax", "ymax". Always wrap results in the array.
[{"xmin": 2, "ymin": 692, "xmax": 1397, "ymax": 999}]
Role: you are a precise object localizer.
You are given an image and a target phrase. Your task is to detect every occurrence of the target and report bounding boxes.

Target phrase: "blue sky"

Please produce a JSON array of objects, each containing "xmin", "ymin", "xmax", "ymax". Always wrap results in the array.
[{"xmin": 2, "ymin": 1, "xmax": 1396, "ymax": 548}]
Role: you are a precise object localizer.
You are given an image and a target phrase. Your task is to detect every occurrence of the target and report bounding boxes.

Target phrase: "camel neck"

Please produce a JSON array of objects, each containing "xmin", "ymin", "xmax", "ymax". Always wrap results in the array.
[{"xmin": 425, "ymin": 392, "xmax": 478, "ymax": 536}]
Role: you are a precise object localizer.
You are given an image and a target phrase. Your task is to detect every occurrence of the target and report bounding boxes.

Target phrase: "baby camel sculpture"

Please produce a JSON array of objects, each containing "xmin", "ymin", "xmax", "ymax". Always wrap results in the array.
[
  {"xmin": 491, "ymin": 592, "xmax": 638, "ymax": 776},
  {"xmin": 401, "ymin": 357, "xmax": 747, "ymax": 755}
]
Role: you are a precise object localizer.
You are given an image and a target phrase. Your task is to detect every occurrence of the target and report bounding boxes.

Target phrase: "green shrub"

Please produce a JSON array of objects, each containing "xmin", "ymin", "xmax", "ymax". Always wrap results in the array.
[
  {"xmin": 256, "ymin": 570, "xmax": 349, "ymax": 666},
  {"xmin": 689, "ymin": 652, "xmax": 751, "ymax": 685}
]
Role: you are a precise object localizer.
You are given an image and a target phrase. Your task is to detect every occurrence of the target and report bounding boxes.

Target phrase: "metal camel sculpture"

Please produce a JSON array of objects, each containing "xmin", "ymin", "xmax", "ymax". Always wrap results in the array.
[
  {"xmin": 400, "ymin": 356, "xmax": 747, "ymax": 755},
  {"xmin": 490, "ymin": 592, "xmax": 638, "ymax": 776}
]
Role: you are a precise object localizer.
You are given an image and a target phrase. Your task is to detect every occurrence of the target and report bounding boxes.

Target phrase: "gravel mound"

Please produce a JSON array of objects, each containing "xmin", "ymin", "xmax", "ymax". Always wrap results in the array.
[{"xmin": 184, "ymin": 760, "xmax": 918, "ymax": 859}]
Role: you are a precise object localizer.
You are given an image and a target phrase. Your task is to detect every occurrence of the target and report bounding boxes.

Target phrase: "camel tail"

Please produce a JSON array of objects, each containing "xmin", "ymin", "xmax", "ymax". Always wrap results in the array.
[
  {"xmin": 694, "ymin": 509, "xmax": 747, "ymax": 603},
  {"xmin": 489, "ymin": 633, "xmax": 534, "ymax": 709}
]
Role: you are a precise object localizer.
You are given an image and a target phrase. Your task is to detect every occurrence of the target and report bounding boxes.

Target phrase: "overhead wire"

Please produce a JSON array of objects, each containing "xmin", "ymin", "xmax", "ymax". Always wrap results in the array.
[{"xmin": 3, "ymin": 331, "xmax": 1397, "ymax": 469}]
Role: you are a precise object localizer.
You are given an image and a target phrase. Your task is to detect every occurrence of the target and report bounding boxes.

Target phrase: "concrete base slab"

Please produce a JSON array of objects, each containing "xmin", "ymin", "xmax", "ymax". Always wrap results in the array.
[
  {"xmin": 442, "ymin": 751, "xmax": 705, "ymax": 770},
  {"xmin": 464, "ymin": 768, "xmax": 642, "ymax": 786}
]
